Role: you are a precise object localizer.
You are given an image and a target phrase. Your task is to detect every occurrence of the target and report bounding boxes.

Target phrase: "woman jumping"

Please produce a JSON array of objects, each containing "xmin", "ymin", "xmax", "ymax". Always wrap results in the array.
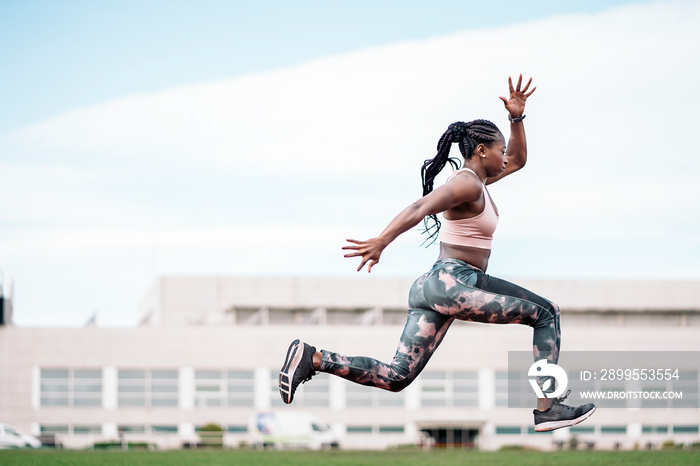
[{"xmin": 278, "ymin": 75, "xmax": 595, "ymax": 432}]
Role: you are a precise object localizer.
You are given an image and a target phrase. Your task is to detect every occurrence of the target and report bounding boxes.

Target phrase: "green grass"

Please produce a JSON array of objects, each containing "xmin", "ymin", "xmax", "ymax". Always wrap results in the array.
[{"xmin": 2, "ymin": 449, "xmax": 700, "ymax": 466}]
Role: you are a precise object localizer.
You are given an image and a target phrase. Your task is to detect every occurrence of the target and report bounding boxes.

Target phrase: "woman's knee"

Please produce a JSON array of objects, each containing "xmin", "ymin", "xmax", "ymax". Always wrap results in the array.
[
  {"xmin": 533, "ymin": 301, "xmax": 560, "ymax": 328},
  {"xmin": 386, "ymin": 372, "xmax": 414, "ymax": 392},
  {"xmin": 551, "ymin": 302, "xmax": 561, "ymax": 324}
]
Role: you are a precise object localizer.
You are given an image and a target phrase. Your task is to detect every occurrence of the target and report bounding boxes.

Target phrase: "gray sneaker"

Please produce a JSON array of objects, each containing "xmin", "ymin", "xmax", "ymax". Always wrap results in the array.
[
  {"xmin": 534, "ymin": 390, "xmax": 596, "ymax": 432},
  {"xmin": 279, "ymin": 339, "xmax": 317, "ymax": 404}
]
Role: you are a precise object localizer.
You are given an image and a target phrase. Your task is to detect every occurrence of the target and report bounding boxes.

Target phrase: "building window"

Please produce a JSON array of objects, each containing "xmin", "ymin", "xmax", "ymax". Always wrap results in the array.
[
  {"xmin": 73, "ymin": 425, "xmax": 101, "ymax": 435},
  {"xmin": 195, "ymin": 370, "xmax": 224, "ymax": 407},
  {"xmin": 344, "ymin": 379, "xmax": 403, "ymax": 408},
  {"xmin": 642, "ymin": 425, "xmax": 668, "ymax": 434},
  {"xmin": 118, "ymin": 370, "xmax": 146, "ymax": 407},
  {"xmin": 195, "ymin": 369, "xmax": 254, "ymax": 407},
  {"xmin": 40, "ymin": 369, "xmax": 69, "ymax": 407},
  {"xmin": 227, "ymin": 425, "xmax": 248, "ymax": 433},
  {"xmin": 119, "ymin": 425, "xmax": 146, "ymax": 434},
  {"xmin": 673, "ymin": 425, "xmax": 699, "ymax": 434},
  {"xmin": 228, "ymin": 370, "xmax": 255, "ymax": 406},
  {"xmin": 495, "ymin": 426, "xmax": 522, "ymax": 435},
  {"xmin": 152, "ymin": 425, "xmax": 178, "ymax": 434},
  {"xmin": 378, "ymin": 426, "xmax": 404, "ymax": 434},
  {"xmin": 640, "ymin": 379, "xmax": 672, "ymax": 408},
  {"xmin": 270, "ymin": 372, "xmax": 330, "ymax": 407},
  {"xmin": 296, "ymin": 372, "xmax": 329, "ymax": 407},
  {"xmin": 118, "ymin": 369, "xmax": 178, "ymax": 407},
  {"xmin": 41, "ymin": 425, "xmax": 102, "ymax": 435},
  {"xmin": 420, "ymin": 371, "xmax": 478, "ymax": 408},
  {"xmin": 421, "ymin": 371, "xmax": 447, "ymax": 407},
  {"xmin": 601, "ymin": 426, "xmax": 627, "ymax": 434},
  {"xmin": 527, "ymin": 426, "xmax": 552, "ymax": 435},
  {"xmin": 495, "ymin": 371, "xmax": 509, "ymax": 407},
  {"xmin": 346, "ymin": 383, "xmax": 372, "ymax": 408},
  {"xmin": 671, "ymin": 371, "xmax": 699, "ymax": 408},
  {"xmin": 346, "ymin": 425, "xmax": 403, "ymax": 435},
  {"xmin": 347, "ymin": 426, "xmax": 373, "ymax": 434},
  {"xmin": 496, "ymin": 369, "xmax": 534, "ymax": 408},
  {"xmin": 453, "ymin": 371, "xmax": 479, "ymax": 407},
  {"xmin": 118, "ymin": 425, "xmax": 177, "ymax": 435},
  {"xmin": 40, "ymin": 368, "xmax": 102, "ymax": 408},
  {"xmin": 40, "ymin": 425, "xmax": 69, "ymax": 434},
  {"xmin": 376, "ymin": 388, "xmax": 404, "ymax": 407},
  {"xmin": 571, "ymin": 426, "xmax": 595, "ymax": 434},
  {"xmin": 152, "ymin": 370, "xmax": 178, "ymax": 406}
]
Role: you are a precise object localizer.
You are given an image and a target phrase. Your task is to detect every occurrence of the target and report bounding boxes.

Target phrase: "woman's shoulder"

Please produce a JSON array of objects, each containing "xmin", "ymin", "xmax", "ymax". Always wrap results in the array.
[
  {"xmin": 447, "ymin": 169, "xmax": 483, "ymax": 185},
  {"xmin": 443, "ymin": 170, "xmax": 484, "ymax": 204}
]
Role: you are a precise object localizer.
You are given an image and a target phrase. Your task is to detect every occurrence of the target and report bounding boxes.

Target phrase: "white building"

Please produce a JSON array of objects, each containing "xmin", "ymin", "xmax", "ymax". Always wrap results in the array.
[{"xmin": 1, "ymin": 276, "xmax": 699, "ymax": 450}]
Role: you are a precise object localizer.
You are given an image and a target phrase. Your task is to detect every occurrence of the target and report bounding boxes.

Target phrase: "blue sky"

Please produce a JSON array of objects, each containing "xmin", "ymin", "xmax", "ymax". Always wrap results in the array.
[
  {"xmin": 1, "ymin": 0, "xmax": 698, "ymax": 327},
  {"xmin": 1, "ymin": 0, "xmax": 639, "ymax": 133}
]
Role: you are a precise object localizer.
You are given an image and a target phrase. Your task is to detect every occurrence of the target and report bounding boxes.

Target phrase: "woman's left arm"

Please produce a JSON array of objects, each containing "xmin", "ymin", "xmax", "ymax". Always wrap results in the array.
[
  {"xmin": 486, "ymin": 75, "xmax": 536, "ymax": 185},
  {"xmin": 343, "ymin": 175, "xmax": 482, "ymax": 272}
]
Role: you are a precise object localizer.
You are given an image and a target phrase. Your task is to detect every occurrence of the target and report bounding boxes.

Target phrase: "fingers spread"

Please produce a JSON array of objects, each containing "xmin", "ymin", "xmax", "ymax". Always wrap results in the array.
[
  {"xmin": 521, "ymin": 77, "xmax": 532, "ymax": 93},
  {"xmin": 508, "ymin": 76, "xmax": 514, "ymax": 93},
  {"xmin": 367, "ymin": 259, "xmax": 378, "ymax": 273},
  {"xmin": 515, "ymin": 74, "xmax": 523, "ymax": 92},
  {"xmin": 525, "ymin": 86, "xmax": 537, "ymax": 97}
]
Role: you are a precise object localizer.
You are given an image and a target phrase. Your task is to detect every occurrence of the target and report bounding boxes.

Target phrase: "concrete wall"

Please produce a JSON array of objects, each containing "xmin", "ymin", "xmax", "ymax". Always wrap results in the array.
[
  {"xmin": 2, "ymin": 320, "xmax": 699, "ymax": 450},
  {"xmin": 2, "ymin": 276, "xmax": 700, "ymax": 451},
  {"xmin": 140, "ymin": 276, "xmax": 700, "ymax": 326}
]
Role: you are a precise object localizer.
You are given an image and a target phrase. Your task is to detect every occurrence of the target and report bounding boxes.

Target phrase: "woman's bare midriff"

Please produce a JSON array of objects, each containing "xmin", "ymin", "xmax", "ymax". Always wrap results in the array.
[{"xmin": 438, "ymin": 242, "xmax": 491, "ymax": 272}]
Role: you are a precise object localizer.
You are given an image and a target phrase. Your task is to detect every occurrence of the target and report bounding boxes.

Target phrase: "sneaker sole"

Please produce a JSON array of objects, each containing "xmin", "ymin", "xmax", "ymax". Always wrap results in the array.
[
  {"xmin": 534, "ymin": 406, "xmax": 596, "ymax": 432},
  {"xmin": 278, "ymin": 339, "xmax": 304, "ymax": 404}
]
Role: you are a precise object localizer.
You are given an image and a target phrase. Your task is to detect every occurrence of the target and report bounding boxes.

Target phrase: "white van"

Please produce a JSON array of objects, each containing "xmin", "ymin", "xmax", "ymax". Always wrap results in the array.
[
  {"xmin": 248, "ymin": 412, "xmax": 339, "ymax": 450},
  {"xmin": 0, "ymin": 424, "xmax": 41, "ymax": 449}
]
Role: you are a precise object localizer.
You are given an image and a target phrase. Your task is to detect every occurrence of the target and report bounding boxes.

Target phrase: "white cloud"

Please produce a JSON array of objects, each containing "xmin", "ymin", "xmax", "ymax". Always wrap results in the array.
[
  {"xmin": 6, "ymin": 1, "xmax": 697, "ymax": 175},
  {"xmin": 2, "ymin": 0, "xmax": 700, "ymax": 326}
]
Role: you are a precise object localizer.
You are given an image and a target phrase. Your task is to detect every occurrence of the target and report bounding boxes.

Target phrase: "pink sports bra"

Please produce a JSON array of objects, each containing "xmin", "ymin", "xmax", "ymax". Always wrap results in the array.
[{"xmin": 439, "ymin": 168, "xmax": 499, "ymax": 250}]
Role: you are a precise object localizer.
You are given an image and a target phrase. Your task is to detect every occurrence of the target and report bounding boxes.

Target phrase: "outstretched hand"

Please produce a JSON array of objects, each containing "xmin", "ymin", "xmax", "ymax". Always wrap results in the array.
[
  {"xmin": 499, "ymin": 74, "xmax": 536, "ymax": 118},
  {"xmin": 343, "ymin": 238, "xmax": 386, "ymax": 272}
]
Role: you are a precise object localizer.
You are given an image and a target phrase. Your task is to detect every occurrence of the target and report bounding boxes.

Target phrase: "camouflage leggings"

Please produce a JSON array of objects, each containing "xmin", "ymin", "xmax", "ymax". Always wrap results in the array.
[{"xmin": 319, "ymin": 259, "xmax": 560, "ymax": 392}]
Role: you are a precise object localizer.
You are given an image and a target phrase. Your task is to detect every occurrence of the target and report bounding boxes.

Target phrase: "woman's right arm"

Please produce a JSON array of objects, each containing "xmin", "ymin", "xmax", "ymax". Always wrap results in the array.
[
  {"xmin": 487, "ymin": 75, "xmax": 536, "ymax": 185},
  {"xmin": 343, "ymin": 174, "xmax": 482, "ymax": 272}
]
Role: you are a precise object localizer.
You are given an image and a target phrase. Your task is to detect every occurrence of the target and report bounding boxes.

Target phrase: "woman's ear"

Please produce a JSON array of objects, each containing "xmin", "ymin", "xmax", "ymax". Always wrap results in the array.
[{"xmin": 476, "ymin": 143, "xmax": 486, "ymax": 158}]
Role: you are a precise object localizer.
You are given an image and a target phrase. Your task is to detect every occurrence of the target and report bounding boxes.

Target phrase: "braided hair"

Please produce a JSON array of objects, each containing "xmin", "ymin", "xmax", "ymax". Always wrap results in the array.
[{"xmin": 420, "ymin": 119, "xmax": 502, "ymax": 245}]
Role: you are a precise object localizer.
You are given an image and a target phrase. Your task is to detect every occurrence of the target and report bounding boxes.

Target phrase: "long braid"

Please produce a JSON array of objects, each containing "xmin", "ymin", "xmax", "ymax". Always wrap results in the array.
[{"xmin": 420, "ymin": 119, "xmax": 502, "ymax": 246}]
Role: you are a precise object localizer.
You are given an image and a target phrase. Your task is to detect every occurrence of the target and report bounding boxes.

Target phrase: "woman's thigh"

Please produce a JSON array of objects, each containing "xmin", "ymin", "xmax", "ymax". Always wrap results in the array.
[{"xmin": 421, "ymin": 261, "xmax": 555, "ymax": 326}]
